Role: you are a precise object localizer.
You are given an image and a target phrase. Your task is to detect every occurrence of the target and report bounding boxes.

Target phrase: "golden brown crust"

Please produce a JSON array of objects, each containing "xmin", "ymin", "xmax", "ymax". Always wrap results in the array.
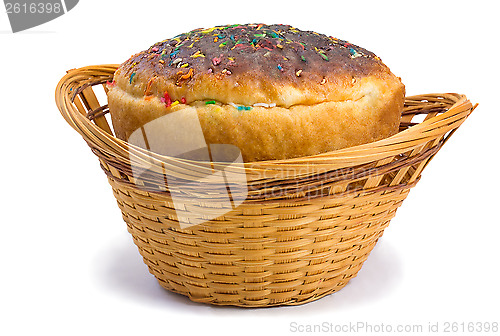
[{"xmin": 107, "ymin": 23, "xmax": 405, "ymax": 162}]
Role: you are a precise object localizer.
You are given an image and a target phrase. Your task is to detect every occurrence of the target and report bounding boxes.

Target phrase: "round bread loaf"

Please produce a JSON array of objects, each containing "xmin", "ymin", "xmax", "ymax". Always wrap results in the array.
[{"xmin": 107, "ymin": 23, "xmax": 405, "ymax": 162}]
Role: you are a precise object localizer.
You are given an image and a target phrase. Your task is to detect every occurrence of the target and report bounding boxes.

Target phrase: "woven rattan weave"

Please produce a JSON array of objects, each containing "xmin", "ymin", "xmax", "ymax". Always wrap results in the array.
[{"xmin": 56, "ymin": 65, "xmax": 475, "ymax": 307}]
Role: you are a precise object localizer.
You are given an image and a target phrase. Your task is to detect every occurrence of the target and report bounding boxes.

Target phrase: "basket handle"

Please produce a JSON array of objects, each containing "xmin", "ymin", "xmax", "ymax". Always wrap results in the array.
[{"xmin": 55, "ymin": 65, "xmax": 476, "ymax": 178}]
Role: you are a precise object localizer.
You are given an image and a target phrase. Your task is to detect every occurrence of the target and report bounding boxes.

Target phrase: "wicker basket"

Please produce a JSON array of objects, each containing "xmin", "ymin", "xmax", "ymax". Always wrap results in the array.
[{"xmin": 55, "ymin": 64, "xmax": 475, "ymax": 307}]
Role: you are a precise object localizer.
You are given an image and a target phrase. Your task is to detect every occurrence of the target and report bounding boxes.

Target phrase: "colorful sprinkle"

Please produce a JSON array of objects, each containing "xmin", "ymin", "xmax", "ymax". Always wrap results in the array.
[
  {"xmin": 277, "ymin": 64, "xmax": 283, "ymax": 71},
  {"xmin": 212, "ymin": 56, "xmax": 222, "ymax": 66},
  {"xmin": 179, "ymin": 68, "xmax": 194, "ymax": 79},
  {"xmin": 163, "ymin": 91, "xmax": 172, "ymax": 107},
  {"xmin": 169, "ymin": 50, "xmax": 180, "ymax": 58},
  {"xmin": 316, "ymin": 49, "xmax": 329, "ymax": 61},
  {"xmin": 205, "ymin": 100, "xmax": 216, "ymax": 105},
  {"xmin": 200, "ymin": 27, "xmax": 218, "ymax": 34},
  {"xmin": 181, "ymin": 97, "xmax": 187, "ymax": 104},
  {"xmin": 295, "ymin": 69, "xmax": 302, "ymax": 77},
  {"xmin": 170, "ymin": 101, "xmax": 179, "ymax": 107},
  {"xmin": 295, "ymin": 41, "xmax": 305, "ymax": 50},
  {"xmin": 171, "ymin": 58, "xmax": 183, "ymax": 65},
  {"xmin": 268, "ymin": 31, "xmax": 278, "ymax": 38},
  {"xmin": 349, "ymin": 48, "xmax": 361, "ymax": 58},
  {"xmin": 229, "ymin": 102, "xmax": 252, "ymax": 111},
  {"xmin": 253, "ymin": 102, "xmax": 276, "ymax": 108},
  {"xmin": 190, "ymin": 50, "xmax": 205, "ymax": 58},
  {"xmin": 129, "ymin": 72, "xmax": 136, "ymax": 84},
  {"xmin": 144, "ymin": 76, "xmax": 155, "ymax": 96},
  {"xmin": 232, "ymin": 43, "xmax": 251, "ymax": 50}
]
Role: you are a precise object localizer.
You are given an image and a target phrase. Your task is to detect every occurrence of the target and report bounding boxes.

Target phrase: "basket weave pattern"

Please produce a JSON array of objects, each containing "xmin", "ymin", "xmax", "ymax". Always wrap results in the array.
[{"xmin": 56, "ymin": 65, "xmax": 474, "ymax": 307}]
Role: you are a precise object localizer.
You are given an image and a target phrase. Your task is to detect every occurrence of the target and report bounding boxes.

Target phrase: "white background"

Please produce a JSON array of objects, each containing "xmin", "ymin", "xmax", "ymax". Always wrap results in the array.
[{"xmin": 1, "ymin": 1, "xmax": 498, "ymax": 335}]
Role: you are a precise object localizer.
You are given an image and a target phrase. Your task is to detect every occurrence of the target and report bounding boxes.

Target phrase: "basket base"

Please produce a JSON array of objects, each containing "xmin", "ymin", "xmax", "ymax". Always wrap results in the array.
[
  {"xmin": 111, "ymin": 176, "xmax": 406, "ymax": 307},
  {"xmin": 153, "ymin": 261, "xmax": 363, "ymax": 307},
  {"xmin": 131, "ymin": 231, "xmax": 385, "ymax": 307}
]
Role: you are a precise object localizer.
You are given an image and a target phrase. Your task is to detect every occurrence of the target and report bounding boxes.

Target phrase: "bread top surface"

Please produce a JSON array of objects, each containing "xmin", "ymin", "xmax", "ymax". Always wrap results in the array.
[{"xmin": 112, "ymin": 23, "xmax": 402, "ymax": 108}]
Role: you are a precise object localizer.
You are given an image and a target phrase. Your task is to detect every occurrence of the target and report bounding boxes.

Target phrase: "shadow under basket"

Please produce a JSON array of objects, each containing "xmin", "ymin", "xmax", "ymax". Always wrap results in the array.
[{"xmin": 56, "ymin": 65, "xmax": 476, "ymax": 307}]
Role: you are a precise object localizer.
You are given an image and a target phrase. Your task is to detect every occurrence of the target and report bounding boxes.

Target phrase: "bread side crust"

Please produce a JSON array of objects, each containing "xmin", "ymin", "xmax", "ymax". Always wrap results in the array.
[{"xmin": 108, "ymin": 75, "xmax": 404, "ymax": 162}]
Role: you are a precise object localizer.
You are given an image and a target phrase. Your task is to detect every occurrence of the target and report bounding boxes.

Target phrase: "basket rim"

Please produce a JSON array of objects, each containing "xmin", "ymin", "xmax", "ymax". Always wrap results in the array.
[{"xmin": 55, "ymin": 64, "xmax": 475, "ymax": 174}]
